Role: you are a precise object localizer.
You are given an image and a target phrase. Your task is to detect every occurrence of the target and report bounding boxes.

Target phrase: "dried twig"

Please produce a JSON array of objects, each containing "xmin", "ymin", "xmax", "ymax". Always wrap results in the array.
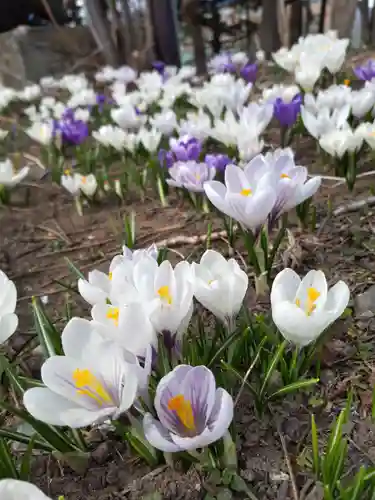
[{"xmin": 277, "ymin": 426, "xmax": 300, "ymax": 500}]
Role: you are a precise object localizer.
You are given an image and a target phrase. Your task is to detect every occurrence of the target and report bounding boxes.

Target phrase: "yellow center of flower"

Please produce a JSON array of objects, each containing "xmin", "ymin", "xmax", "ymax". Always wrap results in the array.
[
  {"xmin": 72, "ymin": 368, "xmax": 113, "ymax": 406},
  {"xmin": 157, "ymin": 285, "xmax": 172, "ymax": 304},
  {"xmin": 64, "ymin": 168, "xmax": 71, "ymax": 176},
  {"xmin": 240, "ymin": 188, "xmax": 252, "ymax": 196},
  {"xmin": 81, "ymin": 176, "xmax": 87, "ymax": 184},
  {"xmin": 281, "ymin": 173, "xmax": 290, "ymax": 179},
  {"xmin": 343, "ymin": 79, "xmax": 350, "ymax": 87},
  {"xmin": 195, "ymin": 173, "xmax": 201, "ymax": 180},
  {"xmin": 108, "ymin": 271, "xmax": 113, "ymax": 280},
  {"xmin": 168, "ymin": 394, "xmax": 195, "ymax": 430},
  {"xmin": 106, "ymin": 306, "xmax": 119, "ymax": 325},
  {"xmin": 296, "ymin": 287, "xmax": 321, "ymax": 316}
]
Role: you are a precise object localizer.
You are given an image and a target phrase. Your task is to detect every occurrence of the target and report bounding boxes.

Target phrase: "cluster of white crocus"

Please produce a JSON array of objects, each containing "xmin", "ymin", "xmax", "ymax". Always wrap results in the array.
[
  {"xmin": 0, "ymin": 159, "xmax": 30, "ymax": 188},
  {"xmin": 61, "ymin": 172, "xmax": 98, "ymax": 197},
  {"xmin": 273, "ymin": 31, "xmax": 349, "ymax": 91}
]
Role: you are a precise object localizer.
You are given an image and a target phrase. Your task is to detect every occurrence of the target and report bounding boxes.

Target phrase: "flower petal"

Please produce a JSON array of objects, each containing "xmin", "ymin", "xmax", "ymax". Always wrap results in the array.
[
  {"xmin": 143, "ymin": 413, "xmax": 180, "ymax": 452},
  {"xmin": 23, "ymin": 387, "xmax": 113, "ymax": 428},
  {"xmin": 0, "ymin": 313, "xmax": 18, "ymax": 343},
  {"xmin": 295, "ymin": 269, "xmax": 328, "ymax": 313},
  {"xmin": 0, "ymin": 479, "xmax": 51, "ymax": 500},
  {"xmin": 271, "ymin": 268, "xmax": 301, "ymax": 307},
  {"xmin": 61, "ymin": 317, "xmax": 103, "ymax": 360}
]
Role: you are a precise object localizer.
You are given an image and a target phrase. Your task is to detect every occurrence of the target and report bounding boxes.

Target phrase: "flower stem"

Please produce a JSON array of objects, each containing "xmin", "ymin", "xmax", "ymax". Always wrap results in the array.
[
  {"xmin": 267, "ymin": 214, "xmax": 288, "ymax": 281},
  {"xmin": 241, "ymin": 228, "xmax": 261, "ymax": 276}
]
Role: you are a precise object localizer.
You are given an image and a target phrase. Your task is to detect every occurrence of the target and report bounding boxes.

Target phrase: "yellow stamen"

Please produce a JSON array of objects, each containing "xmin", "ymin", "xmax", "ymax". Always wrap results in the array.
[
  {"xmin": 168, "ymin": 394, "xmax": 195, "ymax": 430},
  {"xmin": 106, "ymin": 306, "xmax": 119, "ymax": 325},
  {"xmin": 343, "ymin": 79, "xmax": 350, "ymax": 87},
  {"xmin": 281, "ymin": 173, "xmax": 290, "ymax": 179},
  {"xmin": 72, "ymin": 368, "xmax": 113, "ymax": 406},
  {"xmin": 157, "ymin": 285, "xmax": 172, "ymax": 305},
  {"xmin": 81, "ymin": 176, "xmax": 87, "ymax": 184},
  {"xmin": 108, "ymin": 271, "xmax": 113, "ymax": 280},
  {"xmin": 295, "ymin": 287, "xmax": 320, "ymax": 316},
  {"xmin": 240, "ymin": 188, "xmax": 252, "ymax": 196},
  {"xmin": 64, "ymin": 169, "xmax": 71, "ymax": 176}
]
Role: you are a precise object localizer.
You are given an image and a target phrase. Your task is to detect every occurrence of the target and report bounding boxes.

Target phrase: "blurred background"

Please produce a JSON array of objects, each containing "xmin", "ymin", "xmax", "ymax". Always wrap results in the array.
[{"xmin": 1, "ymin": 0, "xmax": 375, "ymax": 85}]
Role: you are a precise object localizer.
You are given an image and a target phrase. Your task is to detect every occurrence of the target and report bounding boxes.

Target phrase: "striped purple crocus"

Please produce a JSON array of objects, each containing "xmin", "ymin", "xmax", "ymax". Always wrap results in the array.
[
  {"xmin": 143, "ymin": 365, "xmax": 233, "ymax": 451},
  {"xmin": 166, "ymin": 160, "xmax": 216, "ymax": 192},
  {"xmin": 158, "ymin": 135, "xmax": 202, "ymax": 169}
]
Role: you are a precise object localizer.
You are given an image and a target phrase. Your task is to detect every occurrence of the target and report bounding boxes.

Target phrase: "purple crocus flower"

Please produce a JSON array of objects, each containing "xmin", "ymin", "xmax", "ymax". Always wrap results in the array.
[
  {"xmin": 143, "ymin": 365, "xmax": 234, "ymax": 451},
  {"xmin": 158, "ymin": 149, "xmax": 175, "ymax": 169},
  {"xmin": 240, "ymin": 63, "xmax": 258, "ymax": 84},
  {"xmin": 223, "ymin": 62, "xmax": 237, "ymax": 74},
  {"xmin": 274, "ymin": 94, "xmax": 302, "ymax": 127},
  {"xmin": 204, "ymin": 154, "xmax": 231, "ymax": 172},
  {"xmin": 159, "ymin": 136, "xmax": 202, "ymax": 169},
  {"xmin": 353, "ymin": 59, "xmax": 375, "ymax": 81},
  {"xmin": 170, "ymin": 136, "xmax": 202, "ymax": 162},
  {"xmin": 56, "ymin": 116, "xmax": 89, "ymax": 146},
  {"xmin": 166, "ymin": 160, "xmax": 216, "ymax": 192},
  {"xmin": 152, "ymin": 60, "xmax": 166, "ymax": 75}
]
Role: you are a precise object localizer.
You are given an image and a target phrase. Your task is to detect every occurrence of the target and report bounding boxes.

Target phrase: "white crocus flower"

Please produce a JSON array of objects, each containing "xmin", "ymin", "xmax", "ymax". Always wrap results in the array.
[
  {"xmin": 211, "ymin": 110, "xmax": 240, "ymax": 146},
  {"xmin": 78, "ymin": 248, "xmax": 158, "ymax": 307},
  {"xmin": 0, "ymin": 479, "xmax": 51, "ymax": 500},
  {"xmin": 272, "ymin": 47, "xmax": 301, "ymax": 72},
  {"xmin": 262, "ymin": 84, "xmax": 300, "ymax": 104},
  {"xmin": 0, "ymin": 129, "xmax": 8, "ymax": 140},
  {"xmin": 78, "ymin": 254, "xmax": 129, "ymax": 306},
  {"xmin": 271, "ymin": 269, "xmax": 350, "ymax": 346},
  {"xmin": 204, "ymin": 164, "xmax": 277, "ymax": 231},
  {"xmin": 75, "ymin": 174, "xmax": 97, "ymax": 197},
  {"xmin": 111, "ymin": 105, "xmax": 147, "ymax": 129},
  {"xmin": 93, "ymin": 125, "xmax": 127, "ymax": 151},
  {"xmin": 239, "ymin": 102, "xmax": 274, "ymax": 136},
  {"xmin": 61, "ymin": 173, "xmax": 80, "ymax": 196},
  {"xmin": 137, "ymin": 128, "xmax": 162, "ymax": 153},
  {"xmin": 307, "ymin": 85, "xmax": 351, "ymax": 113},
  {"xmin": 356, "ymin": 121, "xmax": 375, "ymax": 149},
  {"xmin": 149, "ymin": 109, "xmax": 178, "ymax": 135},
  {"xmin": 23, "ymin": 325, "xmax": 139, "ymax": 428},
  {"xmin": 132, "ymin": 258, "xmax": 194, "ymax": 335},
  {"xmin": 0, "ymin": 270, "xmax": 18, "ymax": 343},
  {"xmin": 179, "ymin": 109, "xmax": 211, "ymax": 140},
  {"xmin": 319, "ymin": 129, "xmax": 363, "ymax": 158},
  {"xmin": 295, "ymin": 62, "xmax": 321, "ymax": 92},
  {"xmin": 301, "ymin": 105, "xmax": 350, "ymax": 139},
  {"xmin": 25, "ymin": 121, "xmax": 54, "ymax": 146},
  {"xmin": 250, "ymin": 151, "xmax": 322, "ymax": 220},
  {"xmin": 323, "ymin": 39, "xmax": 349, "ymax": 74},
  {"xmin": 221, "ymin": 79, "xmax": 252, "ymax": 113},
  {"xmin": 0, "ymin": 159, "xmax": 29, "ymax": 188},
  {"xmin": 113, "ymin": 65, "xmax": 137, "ymax": 83},
  {"xmin": 192, "ymin": 250, "xmax": 248, "ymax": 323},
  {"xmin": 91, "ymin": 302, "xmax": 156, "ymax": 356},
  {"xmin": 67, "ymin": 88, "xmax": 97, "ymax": 108},
  {"xmin": 350, "ymin": 89, "xmax": 375, "ymax": 118},
  {"xmin": 53, "ymin": 102, "xmax": 66, "ymax": 120},
  {"xmin": 237, "ymin": 135, "xmax": 264, "ymax": 162},
  {"xmin": 75, "ymin": 107, "xmax": 91, "ymax": 122},
  {"xmin": 18, "ymin": 84, "xmax": 41, "ymax": 101}
]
